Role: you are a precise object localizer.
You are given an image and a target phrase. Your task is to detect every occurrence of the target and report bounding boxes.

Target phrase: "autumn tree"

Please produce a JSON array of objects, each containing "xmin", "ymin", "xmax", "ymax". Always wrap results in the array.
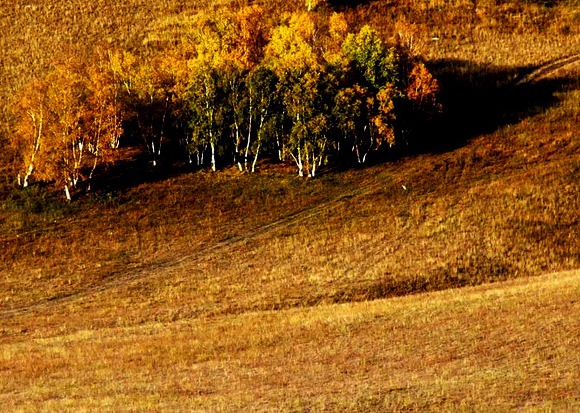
[
  {"xmin": 266, "ymin": 12, "xmax": 333, "ymax": 176},
  {"xmin": 11, "ymin": 78, "xmax": 49, "ymax": 188},
  {"xmin": 396, "ymin": 60, "xmax": 441, "ymax": 146},
  {"xmin": 39, "ymin": 61, "xmax": 90, "ymax": 200},
  {"xmin": 340, "ymin": 25, "xmax": 400, "ymax": 162},
  {"xmin": 245, "ymin": 66, "xmax": 279, "ymax": 172},
  {"xmin": 222, "ymin": 63, "xmax": 248, "ymax": 170},
  {"xmin": 332, "ymin": 83, "xmax": 368, "ymax": 162},
  {"xmin": 10, "ymin": 55, "xmax": 125, "ymax": 199},
  {"xmin": 83, "ymin": 54, "xmax": 125, "ymax": 187},
  {"xmin": 265, "ymin": 12, "xmax": 321, "ymax": 74},
  {"xmin": 233, "ymin": 6, "xmax": 268, "ymax": 70},
  {"xmin": 324, "ymin": 12, "xmax": 349, "ymax": 66},
  {"xmin": 276, "ymin": 66, "xmax": 336, "ymax": 177},
  {"xmin": 130, "ymin": 56, "xmax": 175, "ymax": 166},
  {"xmin": 182, "ymin": 9, "xmax": 237, "ymax": 171},
  {"xmin": 8, "ymin": 6, "xmax": 442, "ymax": 198},
  {"xmin": 342, "ymin": 25, "xmax": 397, "ymax": 91},
  {"xmin": 187, "ymin": 63, "xmax": 228, "ymax": 171}
]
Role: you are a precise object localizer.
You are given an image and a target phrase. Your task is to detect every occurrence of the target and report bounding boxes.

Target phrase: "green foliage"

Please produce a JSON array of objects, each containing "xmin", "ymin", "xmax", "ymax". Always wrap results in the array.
[
  {"xmin": 245, "ymin": 66, "xmax": 280, "ymax": 171},
  {"xmin": 187, "ymin": 64, "xmax": 229, "ymax": 171},
  {"xmin": 281, "ymin": 66, "xmax": 338, "ymax": 176},
  {"xmin": 342, "ymin": 26, "xmax": 397, "ymax": 91}
]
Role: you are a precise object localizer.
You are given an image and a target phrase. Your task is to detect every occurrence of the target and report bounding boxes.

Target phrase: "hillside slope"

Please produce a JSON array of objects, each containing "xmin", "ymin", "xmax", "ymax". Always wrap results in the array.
[
  {"xmin": 0, "ymin": 61, "xmax": 578, "ymax": 411},
  {"xmin": 0, "ymin": 0, "xmax": 579, "ymax": 411},
  {"xmin": 1, "ymin": 59, "xmax": 578, "ymax": 327},
  {"xmin": 1, "ymin": 270, "xmax": 578, "ymax": 411}
]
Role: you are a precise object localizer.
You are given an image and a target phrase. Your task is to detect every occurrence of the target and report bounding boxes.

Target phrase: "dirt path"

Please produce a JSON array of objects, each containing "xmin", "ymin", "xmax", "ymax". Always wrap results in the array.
[
  {"xmin": 516, "ymin": 54, "xmax": 580, "ymax": 85},
  {"xmin": 2, "ymin": 54, "xmax": 579, "ymax": 321},
  {"xmin": 0, "ymin": 178, "xmax": 386, "ymax": 320}
]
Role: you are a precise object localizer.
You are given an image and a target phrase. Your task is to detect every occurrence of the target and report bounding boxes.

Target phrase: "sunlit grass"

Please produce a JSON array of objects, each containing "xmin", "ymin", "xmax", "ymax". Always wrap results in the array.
[
  {"xmin": 0, "ymin": 84, "xmax": 577, "ymax": 329},
  {"xmin": 1, "ymin": 271, "xmax": 578, "ymax": 411},
  {"xmin": 0, "ymin": 0, "xmax": 579, "ymax": 411}
]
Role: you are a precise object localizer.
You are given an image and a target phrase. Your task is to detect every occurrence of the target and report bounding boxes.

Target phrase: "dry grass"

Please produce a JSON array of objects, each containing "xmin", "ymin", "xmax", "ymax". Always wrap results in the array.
[
  {"xmin": 1, "ymin": 270, "xmax": 578, "ymax": 411},
  {"xmin": 0, "ymin": 0, "xmax": 579, "ymax": 410},
  {"xmin": 1, "ymin": 82, "xmax": 578, "ymax": 325}
]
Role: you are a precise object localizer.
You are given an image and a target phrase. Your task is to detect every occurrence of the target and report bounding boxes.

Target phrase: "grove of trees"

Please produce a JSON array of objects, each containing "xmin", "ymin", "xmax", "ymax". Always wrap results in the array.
[{"xmin": 8, "ymin": 5, "xmax": 441, "ymax": 199}]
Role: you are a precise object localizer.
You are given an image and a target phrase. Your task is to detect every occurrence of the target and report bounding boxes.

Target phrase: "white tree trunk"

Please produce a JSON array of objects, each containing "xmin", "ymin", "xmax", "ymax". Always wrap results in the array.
[
  {"xmin": 244, "ymin": 107, "xmax": 253, "ymax": 171},
  {"xmin": 211, "ymin": 141, "xmax": 216, "ymax": 172},
  {"xmin": 297, "ymin": 146, "xmax": 303, "ymax": 177},
  {"xmin": 20, "ymin": 110, "xmax": 44, "ymax": 188},
  {"xmin": 21, "ymin": 164, "xmax": 34, "ymax": 188},
  {"xmin": 251, "ymin": 142, "xmax": 261, "ymax": 173},
  {"xmin": 64, "ymin": 184, "xmax": 72, "ymax": 201}
]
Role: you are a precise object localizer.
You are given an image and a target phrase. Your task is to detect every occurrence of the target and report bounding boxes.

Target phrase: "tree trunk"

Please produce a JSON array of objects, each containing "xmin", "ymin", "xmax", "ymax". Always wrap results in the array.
[
  {"xmin": 20, "ymin": 110, "xmax": 44, "ymax": 188},
  {"xmin": 244, "ymin": 103, "xmax": 253, "ymax": 171},
  {"xmin": 297, "ymin": 146, "xmax": 303, "ymax": 177},
  {"xmin": 211, "ymin": 141, "xmax": 216, "ymax": 172},
  {"xmin": 21, "ymin": 164, "xmax": 34, "ymax": 188},
  {"xmin": 64, "ymin": 184, "xmax": 72, "ymax": 201},
  {"xmin": 234, "ymin": 129, "xmax": 243, "ymax": 171},
  {"xmin": 251, "ymin": 142, "xmax": 261, "ymax": 173},
  {"xmin": 277, "ymin": 137, "xmax": 283, "ymax": 162},
  {"xmin": 151, "ymin": 140, "xmax": 157, "ymax": 167}
]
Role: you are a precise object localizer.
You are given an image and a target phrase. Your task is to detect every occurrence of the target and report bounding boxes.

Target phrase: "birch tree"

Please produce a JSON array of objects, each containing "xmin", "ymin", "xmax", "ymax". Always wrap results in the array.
[
  {"xmin": 223, "ymin": 63, "xmax": 248, "ymax": 170},
  {"xmin": 245, "ymin": 66, "xmax": 279, "ymax": 172},
  {"xmin": 131, "ymin": 58, "xmax": 175, "ymax": 167},
  {"xmin": 11, "ymin": 78, "xmax": 50, "ymax": 188},
  {"xmin": 11, "ymin": 55, "xmax": 125, "ymax": 198},
  {"xmin": 44, "ymin": 62, "xmax": 90, "ymax": 200},
  {"xmin": 341, "ymin": 25, "xmax": 400, "ymax": 162},
  {"xmin": 332, "ymin": 83, "xmax": 369, "ymax": 163},
  {"xmin": 84, "ymin": 57, "xmax": 125, "ymax": 188},
  {"xmin": 281, "ymin": 68, "xmax": 333, "ymax": 177},
  {"xmin": 265, "ymin": 12, "xmax": 328, "ymax": 176},
  {"xmin": 187, "ymin": 63, "xmax": 227, "ymax": 171},
  {"xmin": 342, "ymin": 25, "xmax": 397, "ymax": 91},
  {"xmin": 183, "ymin": 10, "xmax": 237, "ymax": 171}
]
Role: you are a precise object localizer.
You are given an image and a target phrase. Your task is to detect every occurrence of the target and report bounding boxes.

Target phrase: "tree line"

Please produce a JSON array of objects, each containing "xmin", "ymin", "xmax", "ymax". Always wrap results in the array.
[{"xmin": 8, "ymin": 6, "xmax": 441, "ymax": 200}]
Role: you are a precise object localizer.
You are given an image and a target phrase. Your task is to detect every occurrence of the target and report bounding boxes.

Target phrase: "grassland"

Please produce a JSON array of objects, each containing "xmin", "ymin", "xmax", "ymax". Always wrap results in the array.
[
  {"xmin": 0, "ymin": 0, "xmax": 579, "ymax": 411},
  {"xmin": 1, "ymin": 270, "xmax": 578, "ymax": 412}
]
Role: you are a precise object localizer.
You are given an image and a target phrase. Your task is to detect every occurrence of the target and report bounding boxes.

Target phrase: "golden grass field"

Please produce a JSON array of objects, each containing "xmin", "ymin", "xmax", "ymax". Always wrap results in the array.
[
  {"xmin": 1, "ymin": 270, "xmax": 578, "ymax": 411},
  {"xmin": 0, "ymin": 0, "xmax": 579, "ymax": 411}
]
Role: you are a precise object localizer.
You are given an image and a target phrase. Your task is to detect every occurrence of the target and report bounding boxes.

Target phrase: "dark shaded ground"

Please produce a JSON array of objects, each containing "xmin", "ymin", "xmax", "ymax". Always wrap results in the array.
[{"xmin": 411, "ymin": 59, "xmax": 576, "ymax": 154}]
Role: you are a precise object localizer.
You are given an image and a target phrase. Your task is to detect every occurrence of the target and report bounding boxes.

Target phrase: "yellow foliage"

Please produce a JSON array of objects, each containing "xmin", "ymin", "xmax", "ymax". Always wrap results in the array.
[
  {"xmin": 372, "ymin": 85, "xmax": 397, "ymax": 147},
  {"xmin": 233, "ymin": 5, "xmax": 267, "ymax": 70},
  {"xmin": 10, "ymin": 54, "xmax": 125, "ymax": 194},
  {"xmin": 324, "ymin": 12, "xmax": 350, "ymax": 66},
  {"xmin": 265, "ymin": 12, "xmax": 321, "ymax": 74},
  {"xmin": 305, "ymin": 0, "xmax": 322, "ymax": 12},
  {"xmin": 405, "ymin": 62, "xmax": 440, "ymax": 110}
]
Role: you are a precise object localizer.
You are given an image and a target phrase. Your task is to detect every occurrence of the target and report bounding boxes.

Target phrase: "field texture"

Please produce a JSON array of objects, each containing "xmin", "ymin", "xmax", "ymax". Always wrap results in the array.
[
  {"xmin": 1, "ymin": 270, "xmax": 578, "ymax": 411},
  {"xmin": 0, "ymin": 0, "xmax": 579, "ymax": 411}
]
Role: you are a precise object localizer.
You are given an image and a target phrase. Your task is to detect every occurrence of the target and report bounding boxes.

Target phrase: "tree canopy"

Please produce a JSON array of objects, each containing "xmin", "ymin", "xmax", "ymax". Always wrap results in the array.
[{"xmin": 7, "ymin": 6, "xmax": 441, "ymax": 198}]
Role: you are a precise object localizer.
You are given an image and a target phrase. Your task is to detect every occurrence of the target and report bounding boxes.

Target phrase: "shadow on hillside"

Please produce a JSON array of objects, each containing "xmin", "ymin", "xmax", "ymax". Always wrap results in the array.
[
  {"xmin": 89, "ymin": 150, "xmax": 193, "ymax": 197},
  {"xmin": 407, "ymin": 58, "xmax": 577, "ymax": 154},
  {"xmin": 328, "ymin": 0, "xmax": 371, "ymax": 8}
]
